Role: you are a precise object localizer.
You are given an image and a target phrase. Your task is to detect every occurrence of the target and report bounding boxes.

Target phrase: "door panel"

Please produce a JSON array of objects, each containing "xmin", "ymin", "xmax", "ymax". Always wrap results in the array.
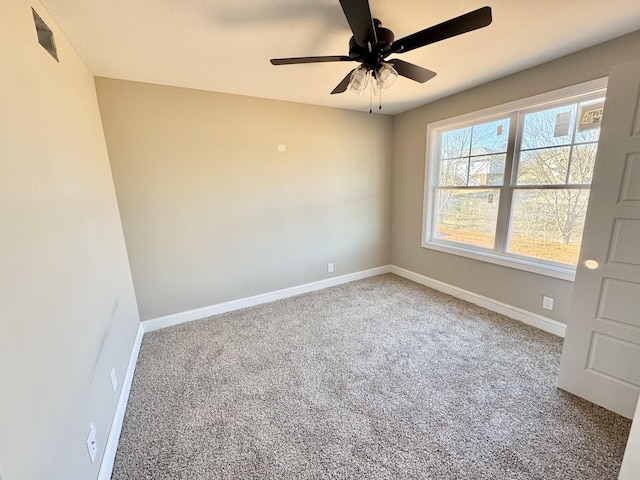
[
  {"xmin": 557, "ymin": 57, "xmax": 640, "ymax": 419},
  {"xmin": 620, "ymin": 154, "xmax": 640, "ymax": 201},
  {"xmin": 598, "ymin": 279, "xmax": 640, "ymax": 328},
  {"xmin": 587, "ymin": 334, "xmax": 640, "ymax": 386},
  {"xmin": 608, "ymin": 219, "xmax": 640, "ymax": 266}
]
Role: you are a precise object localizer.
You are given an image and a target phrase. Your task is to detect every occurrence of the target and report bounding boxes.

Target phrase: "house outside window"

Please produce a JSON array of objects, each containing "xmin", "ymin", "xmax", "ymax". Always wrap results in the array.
[{"xmin": 423, "ymin": 79, "xmax": 607, "ymax": 280}]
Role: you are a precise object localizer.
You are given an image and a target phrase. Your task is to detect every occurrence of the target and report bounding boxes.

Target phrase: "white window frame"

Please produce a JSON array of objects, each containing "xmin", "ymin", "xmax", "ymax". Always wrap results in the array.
[{"xmin": 422, "ymin": 78, "xmax": 608, "ymax": 281}]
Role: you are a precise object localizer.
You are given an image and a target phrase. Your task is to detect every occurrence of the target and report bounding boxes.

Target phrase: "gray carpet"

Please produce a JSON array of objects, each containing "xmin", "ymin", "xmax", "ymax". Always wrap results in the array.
[{"xmin": 112, "ymin": 274, "xmax": 631, "ymax": 479}]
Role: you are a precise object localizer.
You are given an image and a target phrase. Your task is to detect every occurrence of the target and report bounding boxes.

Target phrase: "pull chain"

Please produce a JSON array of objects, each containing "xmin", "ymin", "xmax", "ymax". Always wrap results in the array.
[{"xmin": 369, "ymin": 76, "xmax": 373, "ymax": 114}]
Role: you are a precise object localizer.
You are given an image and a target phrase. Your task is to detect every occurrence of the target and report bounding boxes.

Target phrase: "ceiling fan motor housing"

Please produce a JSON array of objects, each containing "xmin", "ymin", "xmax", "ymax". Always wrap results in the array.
[{"xmin": 348, "ymin": 23, "xmax": 395, "ymax": 68}]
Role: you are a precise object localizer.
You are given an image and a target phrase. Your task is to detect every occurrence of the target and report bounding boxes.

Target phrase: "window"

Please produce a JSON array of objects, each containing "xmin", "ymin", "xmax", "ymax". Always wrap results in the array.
[{"xmin": 423, "ymin": 79, "xmax": 607, "ymax": 280}]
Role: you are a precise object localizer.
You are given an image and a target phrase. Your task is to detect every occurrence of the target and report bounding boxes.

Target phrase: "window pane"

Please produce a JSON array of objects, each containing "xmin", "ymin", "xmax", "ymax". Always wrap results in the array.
[
  {"xmin": 439, "ymin": 158, "xmax": 468, "ymax": 186},
  {"xmin": 521, "ymin": 105, "xmax": 577, "ymax": 149},
  {"xmin": 508, "ymin": 189, "xmax": 590, "ymax": 265},
  {"xmin": 516, "ymin": 147, "xmax": 570, "ymax": 185},
  {"xmin": 568, "ymin": 143, "xmax": 598, "ymax": 184},
  {"xmin": 441, "ymin": 127, "xmax": 471, "ymax": 159},
  {"xmin": 434, "ymin": 188, "xmax": 500, "ymax": 249},
  {"xmin": 440, "ymin": 119, "xmax": 510, "ymax": 160},
  {"xmin": 470, "ymin": 118, "xmax": 510, "ymax": 155},
  {"xmin": 469, "ymin": 154, "xmax": 506, "ymax": 186},
  {"xmin": 575, "ymin": 126, "xmax": 601, "ymax": 144}
]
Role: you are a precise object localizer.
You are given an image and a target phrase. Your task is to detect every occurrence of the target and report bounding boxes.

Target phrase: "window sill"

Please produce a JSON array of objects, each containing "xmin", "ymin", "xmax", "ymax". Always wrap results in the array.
[{"xmin": 421, "ymin": 240, "xmax": 576, "ymax": 281}]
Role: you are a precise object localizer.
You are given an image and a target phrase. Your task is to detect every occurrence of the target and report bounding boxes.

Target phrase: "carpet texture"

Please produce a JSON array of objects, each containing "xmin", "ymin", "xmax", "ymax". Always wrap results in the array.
[{"xmin": 112, "ymin": 274, "xmax": 631, "ymax": 479}]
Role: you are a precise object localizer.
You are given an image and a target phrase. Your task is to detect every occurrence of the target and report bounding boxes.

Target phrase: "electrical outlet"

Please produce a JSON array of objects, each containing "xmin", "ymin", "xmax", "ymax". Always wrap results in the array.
[
  {"xmin": 86, "ymin": 423, "xmax": 97, "ymax": 464},
  {"xmin": 327, "ymin": 263, "xmax": 334, "ymax": 273},
  {"xmin": 110, "ymin": 368, "xmax": 118, "ymax": 393},
  {"xmin": 542, "ymin": 296, "xmax": 554, "ymax": 310}
]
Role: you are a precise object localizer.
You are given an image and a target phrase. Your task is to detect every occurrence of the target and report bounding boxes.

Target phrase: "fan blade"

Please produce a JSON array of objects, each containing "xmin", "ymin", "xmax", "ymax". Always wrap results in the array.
[
  {"xmin": 331, "ymin": 69, "xmax": 356, "ymax": 94},
  {"xmin": 391, "ymin": 6, "xmax": 492, "ymax": 54},
  {"xmin": 388, "ymin": 59, "xmax": 436, "ymax": 83},
  {"xmin": 271, "ymin": 56, "xmax": 352, "ymax": 65},
  {"xmin": 339, "ymin": 0, "xmax": 377, "ymax": 47}
]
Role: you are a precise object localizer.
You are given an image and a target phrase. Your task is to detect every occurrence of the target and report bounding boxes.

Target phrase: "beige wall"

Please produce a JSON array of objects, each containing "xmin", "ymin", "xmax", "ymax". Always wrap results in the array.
[
  {"xmin": 95, "ymin": 78, "xmax": 393, "ymax": 320},
  {"xmin": 391, "ymin": 30, "xmax": 640, "ymax": 323},
  {"xmin": 0, "ymin": 2, "xmax": 140, "ymax": 479}
]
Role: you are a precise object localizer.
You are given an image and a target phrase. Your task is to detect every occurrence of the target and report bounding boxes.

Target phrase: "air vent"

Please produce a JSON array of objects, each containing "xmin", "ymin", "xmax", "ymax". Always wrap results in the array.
[{"xmin": 32, "ymin": 8, "xmax": 58, "ymax": 61}]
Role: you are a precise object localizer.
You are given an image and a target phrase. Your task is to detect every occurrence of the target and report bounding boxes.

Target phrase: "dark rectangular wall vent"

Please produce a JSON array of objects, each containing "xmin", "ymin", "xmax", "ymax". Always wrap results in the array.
[{"xmin": 32, "ymin": 8, "xmax": 58, "ymax": 61}]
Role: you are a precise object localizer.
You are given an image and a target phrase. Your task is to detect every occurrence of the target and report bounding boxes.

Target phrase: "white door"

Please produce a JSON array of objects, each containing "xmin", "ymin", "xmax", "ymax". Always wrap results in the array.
[{"xmin": 557, "ymin": 57, "xmax": 640, "ymax": 419}]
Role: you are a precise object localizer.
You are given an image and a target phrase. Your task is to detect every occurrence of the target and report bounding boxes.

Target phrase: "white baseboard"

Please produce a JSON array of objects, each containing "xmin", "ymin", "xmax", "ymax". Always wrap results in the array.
[
  {"xmin": 143, "ymin": 263, "xmax": 565, "ymax": 337},
  {"xmin": 98, "ymin": 323, "xmax": 145, "ymax": 480},
  {"xmin": 142, "ymin": 265, "xmax": 392, "ymax": 333},
  {"xmin": 390, "ymin": 265, "xmax": 566, "ymax": 338}
]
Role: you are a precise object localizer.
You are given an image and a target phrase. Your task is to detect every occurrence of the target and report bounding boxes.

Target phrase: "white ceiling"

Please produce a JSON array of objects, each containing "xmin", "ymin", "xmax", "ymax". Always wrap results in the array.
[{"xmin": 40, "ymin": 0, "xmax": 640, "ymax": 115}]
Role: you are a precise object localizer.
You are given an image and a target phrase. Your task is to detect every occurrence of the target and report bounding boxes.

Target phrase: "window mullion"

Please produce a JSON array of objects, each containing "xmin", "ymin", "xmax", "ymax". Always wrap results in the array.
[
  {"xmin": 466, "ymin": 127, "xmax": 474, "ymax": 185},
  {"xmin": 565, "ymin": 107, "xmax": 580, "ymax": 184},
  {"xmin": 493, "ymin": 112, "xmax": 520, "ymax": 253}
]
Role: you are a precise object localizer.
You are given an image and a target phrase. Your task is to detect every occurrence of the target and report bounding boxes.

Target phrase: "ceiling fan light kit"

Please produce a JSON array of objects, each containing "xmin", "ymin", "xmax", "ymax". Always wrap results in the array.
[
  {"xmin": 270, "ymin": 0, "xmax": 492, "ymax": 108},
  {"xmin": 347, "ymin": 62, "xmax": 398, "ymax": 97}
]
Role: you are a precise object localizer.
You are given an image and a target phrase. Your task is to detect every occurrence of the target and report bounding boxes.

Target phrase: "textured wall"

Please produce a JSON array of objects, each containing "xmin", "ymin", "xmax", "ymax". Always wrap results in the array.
[
  {"xmin": 391, "ymin": 30, "xmax": 640, "ymax": 323},
  {"xmin": 0, "ymin": 1, "xmax": 140, "ymax": 479},
  {"xmin": 95, "ymin": 78, "xmax": 393, "ymax": 320}
]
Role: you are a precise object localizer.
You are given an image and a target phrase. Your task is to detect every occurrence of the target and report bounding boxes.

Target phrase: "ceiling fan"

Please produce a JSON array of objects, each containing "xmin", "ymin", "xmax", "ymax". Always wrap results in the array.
[{"xmin": 270, "ymin": 0, "xmax": 492, "ymax": 96}]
